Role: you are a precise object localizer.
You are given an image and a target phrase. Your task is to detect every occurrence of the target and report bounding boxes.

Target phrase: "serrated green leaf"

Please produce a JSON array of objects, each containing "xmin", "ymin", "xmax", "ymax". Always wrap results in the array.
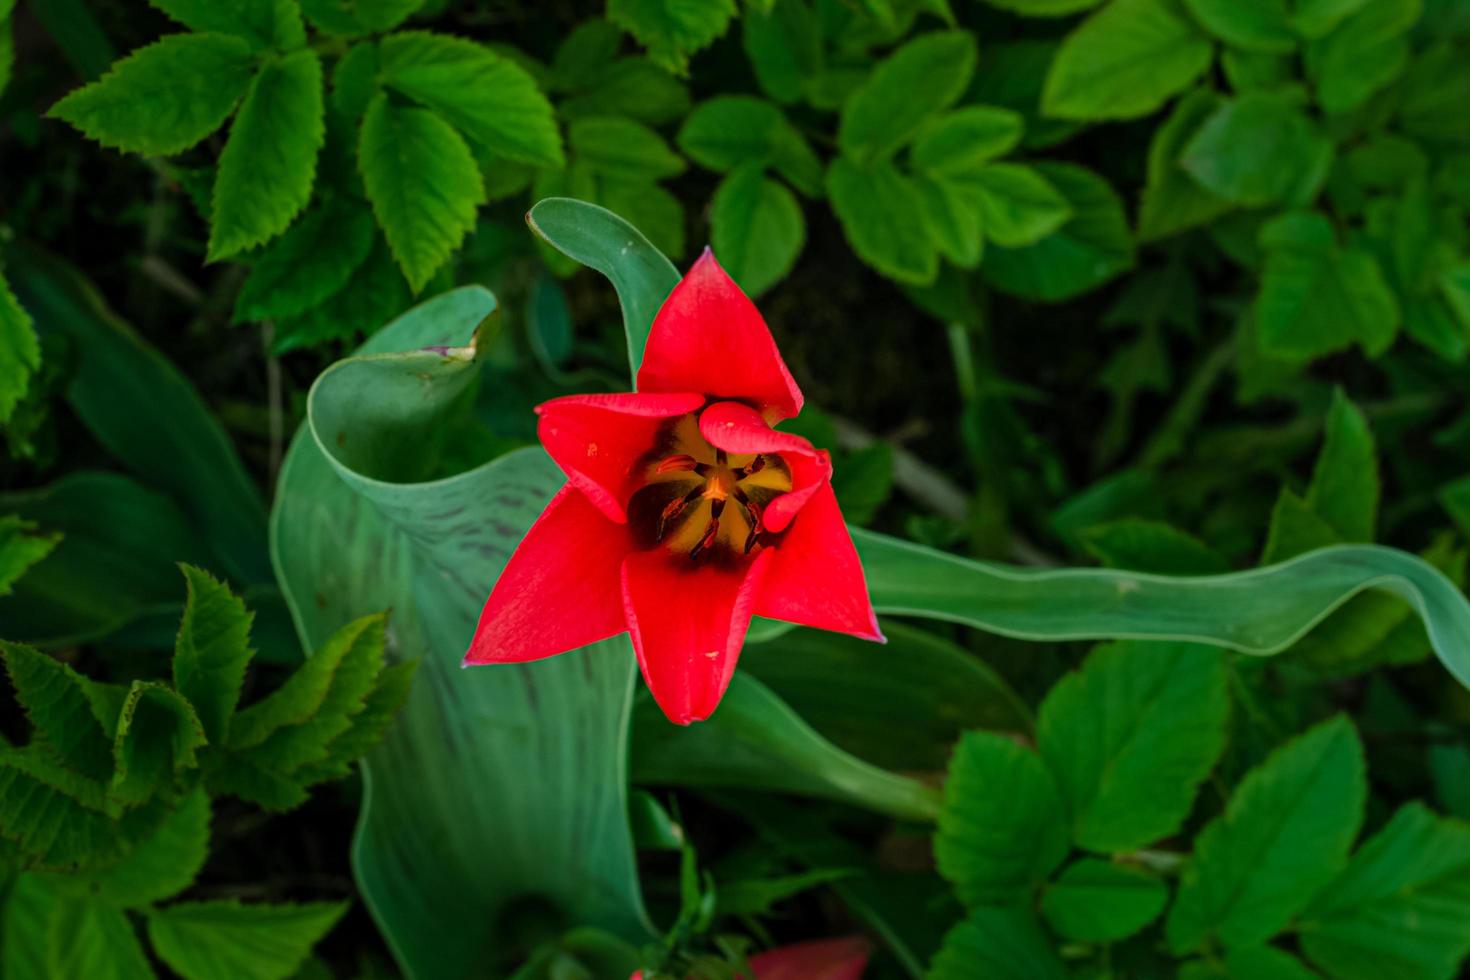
[
  {"xmin": 935, "ymin": 732, "xmax": 1068, "ymax": 905},
  {"xmin": 329, "ymin": 40, "xmax": 378, "ymax": 120},
  {"xmin": 111, "ymin": 682, "xmax": 206, "ymax": 807},
  {"xmin": 1183, "ymin": 0, "xmax": 1296, "ymax": 51},
  {"xmin": 0, "ymin": 516, "xmax": 59, "ymax": 597},
  {"xmin": 147, "ymin": 0, "xmax": 305, "ymax": 51},
  {"xmin": 1038, "ymin": 641, "xmax": 1229, "ymax": 852},
  {"xmin": 838, "ymin": 31, "xmax": 976, "ymax": 164},
  {"xmin": 548, "ymin": 20, "xmax": 621, "ymax": 91},
  {"xmin": 0, "ymin": 746, "xmax": 127, "ymax": 871},
  {"xmin": 0, "ymin": 269, "xmax": 39, "ymax": 423},
  {"xmin": 982, "ymin": 162, "xmax": 1133, "ymax": 302},
  {"xmin": 203, "ymin": 754, "xmax": 307, "ymax": 811},
  {"xmin": 294, "ymin": 660, "xmax": 416, "ymax": 785},
  {"xmin": 50, "ymin": 898, "xmax": 154, "ymax": 980},
  {"xmin": 271, "ymin": 237, "xmax": 410, "ymax": 354},
  {"xmin": 1139, "ymin": 88, "xmax": 1234, "ymax": 242},
  {"xmin": 972, "ymin": 163, "xmax": 1072, "ymax": 247},
  {"xmin": 48, "ymin": 33, "xmax": 256, "ymax": 156},
  {"xmin": 227, "ymin": 613, "xmax": 383, "ymax": 751},
  {"xmin": 568, "ymin": 116, "xmax": 684, "ymax": 181},
  {"xmin": 1040, "ymin": 859, "xmax": 1168, "ymax": 942},
  {"xmin": 1, "ymin": 642, "xmax": 113, "ymax": 780},
  {"xmin": 1306, "ymin": 0, "xmax": 1418, "ymax": 112},
  {"xmin": 172, "ymin": 565, "xmax": 254, "ymax": 747},
  {"xmin": 1041, "ymin": 0, "xmax": 1213, "ymax": 121},
  {"xmin": 1225, "ymin": 946, "xmax": 1321, "ymax": 979},
  {"xmin": 1307, "ymin": 390, "xmax": 1378, "ymax": 542},
  {"xmin": 560, "ymin": 57, "xmax": 691, "ymax": 127},
  {"xmin": 710, "ymin": 163, "xmax": 804, "ymax": 296},
  {"xmin": 911, "ymin": 106, "xmax": 1025, "ymax": 176},
  {"xmin": 1181, "ymin": 94, "xmax": 1333, "ymax": 207},
  {"xmin": 1255, "ymin": 211, "xmax": 1399, "ymax": 361},
  {"xmin": 379, "ymin": 31, "xmax": 562, "ymax": 169},
  {"xmin": 606, "ymin": 0, "xmax": 738, "ymax": 72},
  {"xmin": 242, "ymin": 614, "xmax": 386, "ymax": 775},
  {"xmin": 232, "ymin": 196, "xmax": 376, "ymax": 323},
  {"xmin": 62, "ymin": 787, "xmax": 210, "ymax": 908},
  {"xmin": 208, "ymin": 49, "xmax": 325, "ymax": 260},
  {"xmin": 1166, "ymin": 715, "xmax": 1367, "ymax": 953},
  {"xmin": 928, "ymin": 906, "xmax": 1067, "ymax": 980},
  {"xmin": 1298, "ymin": 803, "xmax": 1470, "ymax": 980},
  {"xmin": 826, "ymin": 157, "xmax": 937, "ymax": 285},
  {"xmin": 359, "ymin": 92, "xmax": 484, "ymax": 292},
  {"xmin": 146, "ymin": 900, "xmax": 348, "ymax": 980}
]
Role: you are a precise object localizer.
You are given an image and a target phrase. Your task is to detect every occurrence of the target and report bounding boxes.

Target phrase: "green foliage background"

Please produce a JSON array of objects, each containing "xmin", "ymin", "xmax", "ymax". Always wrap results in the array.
[{"xmin": 4, "ymin": 0, "xmax": 1470, "ymax": 977}]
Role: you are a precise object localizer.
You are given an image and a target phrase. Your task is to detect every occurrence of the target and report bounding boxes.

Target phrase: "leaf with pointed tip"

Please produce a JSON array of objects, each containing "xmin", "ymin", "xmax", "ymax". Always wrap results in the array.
[
  {"xmin": 146, "ymin": 900, "xmax": 348, "ymax": 980},
  {"xmin": 1, "ymin": 641, "xmax": 114, "ymax": 780}
]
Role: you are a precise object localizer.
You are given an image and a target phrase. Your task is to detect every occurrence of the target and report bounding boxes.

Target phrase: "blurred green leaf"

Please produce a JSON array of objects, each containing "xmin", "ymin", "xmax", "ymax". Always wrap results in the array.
[
  {"xmin": 1, "ymin": 642, "xmax": 113, "ymax": 780},
  {"xmin": 928, "ymin": 906, "xmax": 1067, "ymax": 980},
  {"xmin": 0, "ymin": 270, "xmax": 38, "ymax": 424},
  {"xmin": 1139, "ymin": 89, "xmax": 1234, "ymax": 242},
  {"xmin": 1082, "ymin": 519, "xmax": 1231, "ymax": 574},
  {"xmin": 1299, "ymin": 802, "xmax": 1470, "ymax": 979},
  {"xmin": 1042, "ymin": 0, "xmax": 1213, "ymax": 120},
  {"xmin": 62, "ymin": 787, "xmax": 210, "ymax": 908},
  {"xmin": 838, "ymin": 31, "xmax": 976, "ymax": 164},
  {"xmin": 569, "ymin": 116, "xmax": 685, "ymax": 181},
  {"xmin": 710, "ymin": 163, "xmax": 805, "ymax": 296},
  {"xmin": 1183, "ymin": 0, "xmax": 1296, "ymax": 51},
  {"xmin": 51, "ymin": 897, "xmax": 154, "ymax": 980},
  {"xmin": 173, "ymin": 565, "xmax": 255, "ymax": 747},
  {"xmin": 0, "ymin": 516, "xmax": 59, "ymax": 598},
  {"xmin": 1182, "ymin": 94, "xmax": 1333, "ymax": 207},
  {"xmin": 148, "ymin": 0, "xmax": 306, "ymax": 50},
  {"xmin": 1305, "ymin": 0, "xmax": 1417, "ymax": 111},
  {"xmin": 233, "ymin": 195, "xmax": 376, "ymax": 323},
  {"xmin": 146, "ymin": 901, "xmax": 347, "ymax": 980},
  {"xmin": 827, "ymin": 158, "xmax": 937, "ymax": 285},
  {"xmin": 607, "ymin": 0, "xmax": 738, "ymax": 72},
  {"xmin": 677, "ymin": 96, "xmax": 821, "ymax": 195},
  {"xmin": 1040, "ymin": 859, "xmax": 1168, "ymax": 942},
  {"xmin": 742, "ymin": 0, "xmax": 822, "ymax": 104},
  {"xmin": 973, "ymin": 163, "xmax": 1072, "ymax": 247}
]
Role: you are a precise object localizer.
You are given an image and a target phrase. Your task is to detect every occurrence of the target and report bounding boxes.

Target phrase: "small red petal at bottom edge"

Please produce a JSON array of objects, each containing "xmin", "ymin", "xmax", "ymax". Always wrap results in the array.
[
  {"xmin": 621, "ymin": 546, "xmax": 772, "ymax": 725},
  {"xmin": 756, "ymin": 482, "xmax": 884, "ymax": 643},
  {"xmin": 747, "ymin": 936, "xmax": 872, "ymax": 980}
]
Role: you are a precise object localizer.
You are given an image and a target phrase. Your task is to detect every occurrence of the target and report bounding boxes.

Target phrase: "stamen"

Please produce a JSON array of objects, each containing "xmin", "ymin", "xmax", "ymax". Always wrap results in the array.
[
  {"xmin": 689, "ymin": 517, "xmax": 721, "ymax": 561},
  {"xmin": 657, "ymin": 484, "xmax": 706, "ymax": 542},
  {"xmin": 656, "ymin": 454, "xmax": 698, "ymax": 474},
  {"xmin": 733, "ymin": 486, "xmax": 763, "ymax": 554},
  {"xmin": 742, "ymin": 455, "xmax": 766, "ymax": 478}
]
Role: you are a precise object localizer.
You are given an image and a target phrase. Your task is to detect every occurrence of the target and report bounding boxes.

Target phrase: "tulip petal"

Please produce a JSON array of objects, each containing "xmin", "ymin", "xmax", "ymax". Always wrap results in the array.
[
  {"xmin": 757, "ymin": 483, "xmax": 884, "ymax": 642},
  {"xmin": 747, "ymin": 936, "xmax": 872, "ymax": 980},
  {"xmin": 638, "ymin": 250, "xmax": 803, "ymax": 422},
  {"xmin": 699, "ymin": 400, "xmax": 831, "ymax": 532},
  {"xmin": 621, "ymin": 547, "xmax": 771, "ymax": 724},
  {"xmin": 537, "ymin": 391, "xmax": 705, "ymax": 523},
  {"xmin": 464, "ymin": 485, "xmax": 631, "ymax": 665}
]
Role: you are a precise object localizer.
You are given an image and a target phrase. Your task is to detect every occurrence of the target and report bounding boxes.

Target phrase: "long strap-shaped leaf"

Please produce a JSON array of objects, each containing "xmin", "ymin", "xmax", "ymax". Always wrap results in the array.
[{"xmin": 856, "ymin": 531, "xmax": 1470, "ymax": 687}]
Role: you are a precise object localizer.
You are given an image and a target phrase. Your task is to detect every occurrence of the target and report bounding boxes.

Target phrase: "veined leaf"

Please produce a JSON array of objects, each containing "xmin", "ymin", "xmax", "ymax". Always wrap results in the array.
[
  {"xmin": 0, "ymin": 516, "xmax": 59, "ymax": 596},
  {"xmin": 972, "ymin": 163, "xmax": 1072, "ymax": 247},
  {"xmin": 110, "ymin": 682, "xmax": 207, "ymax": 807},
  {"xmin": 826, "ymin": 158, "xmax": 937, "ymax": 285},
  {"xmin": 1298, "ymin": 802, "xmax": 1470, "ymax": 980},
  {"xmin": 50, "ymin": 898, "xmax": 154, "ymax": 980},
  {"xmin": 710, "ymin": 163, "xmax": 805, "ymax": 297},
  {"xmin": 935, "ymin": 732, "xmax": 1068, "ymax": 905},
  {"xmin": 232, "ymin": 195, "xmax": 376, "ymax": 323},
  {"xmin": 1138, "ymin": 88, "xmax": 1234, "ymax": 242},
  {"xmin": 1, "ymin": 642, "xmax": 114, "ymax": 780},
  {"xmin": 173, "ymin": 566, "xmax": 255, "ymax": 747},
  {"xmin": 1305, "ymin": 0, "xmax": 1418, "ymax": 112},
  {"xmin": 1166, "ymin": 716, "xmax": 1366, "ymax": 952},
  {"xmin": 928, "ymin": 906, "xmax": 1067, "ymax": 980},
  {"xmin": 1038, "ymin": 641, "xmax": 1229, "ymax": 853},
  {"xmin": 606, "ymin": 0, "xmax": 738, "ymax": 72},
  {"xmin": 359, "ymin": 93, "xmax": 484, "ymax": 292},
  {"xmin": 1181, "ymin": 94, "xmax": 1332, "ymax": 207},
  {"xmin": 62, "ymin": 787, "xmax": 211, "ymax": 908},
  {"xmin": 677, "ymin": 95, "xmax": 822, "ymax": 194},
  {"xmin": 0, "ymin": 268, "xmax": 39, "ymax": 423},
  {"xmin": 147, "ymin": 0, "xmax": 306, "ymax": 51},
  {"xmin": 379, "ymin": 31, "xmax": 562, "ymax": 169},
  {"xmin": 49, "ymin": 33, "xmax": 256, "ymax": 156},
  {"xmin": 569, "ymin": 116, "xmax": 684, "ymax": 181},
  {"xmin": 208, "ymin": 49, "xmax": 325, "ymax": 260},
  {"xmin": 911, "ymin": 106, "xmax": 1026, "ymax": 176},
  {"xmin": 1183, "ymin": 0, "xmax": 1296, "ymax": 52},
  {"xmin": 1040, "ymin": 859, "xmax": 1168, "ymax": 942}
]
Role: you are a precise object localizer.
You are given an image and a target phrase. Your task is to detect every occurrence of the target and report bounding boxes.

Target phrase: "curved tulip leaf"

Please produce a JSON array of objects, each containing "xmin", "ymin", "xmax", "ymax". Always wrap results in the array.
[
  {"xmin": 630, "ymin": 673, "xmax": 942, "ymax": 822},
  {"xmin": 526, "ymin": 197, "xmax": 679, "ymax": 382},
  {"xmin": 270, "ymin": 288, "xmax": 648, "ymax": 979},
  {"xmin": 855, "ymin": 531, "xmax": 1470, "ymax": 688}
]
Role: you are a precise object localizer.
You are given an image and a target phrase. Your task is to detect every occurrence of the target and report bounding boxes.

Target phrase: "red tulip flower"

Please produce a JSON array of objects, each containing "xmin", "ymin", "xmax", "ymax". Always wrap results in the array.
[{"xmin": 464, "ymin": 250, "xmax": 883, "ymax": 724}]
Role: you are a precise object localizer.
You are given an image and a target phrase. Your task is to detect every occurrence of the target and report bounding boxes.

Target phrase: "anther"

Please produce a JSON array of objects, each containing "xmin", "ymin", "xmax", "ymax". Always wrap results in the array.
[
  {"xmin": 657, "ymin": 484, "xmax": 706, "ymax": 542},
  {"xmin": 741, "ymin": 454, "xmax": 766, "ymax": 478},
  {"xmin": 689, "ymin": 518, "xmax": 720, "ymax": 561},
  {"xmin": 656, "ymin": 454, "xmax": 698, "ymax": 474}
]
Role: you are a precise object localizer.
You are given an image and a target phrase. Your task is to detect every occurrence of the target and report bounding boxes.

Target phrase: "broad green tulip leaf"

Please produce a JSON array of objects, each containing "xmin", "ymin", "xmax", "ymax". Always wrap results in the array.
[
  {"xmin": 527, "ymin": 197, "xmax": 679, "ymax": 381},
  {"xmin": 271, "ymin": 288, "xmax": 649, "ymax": 977},
  {"xmin": 5, "ymin": 247, "xmax": 270, "ymax": 586},
  {"xmin": 853, "ymin": 530, "xmax": 1470, "ymax": 690},
  {"xmin": 629, "ymin": 673, "xmax": 941, "ymax": 821}
]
